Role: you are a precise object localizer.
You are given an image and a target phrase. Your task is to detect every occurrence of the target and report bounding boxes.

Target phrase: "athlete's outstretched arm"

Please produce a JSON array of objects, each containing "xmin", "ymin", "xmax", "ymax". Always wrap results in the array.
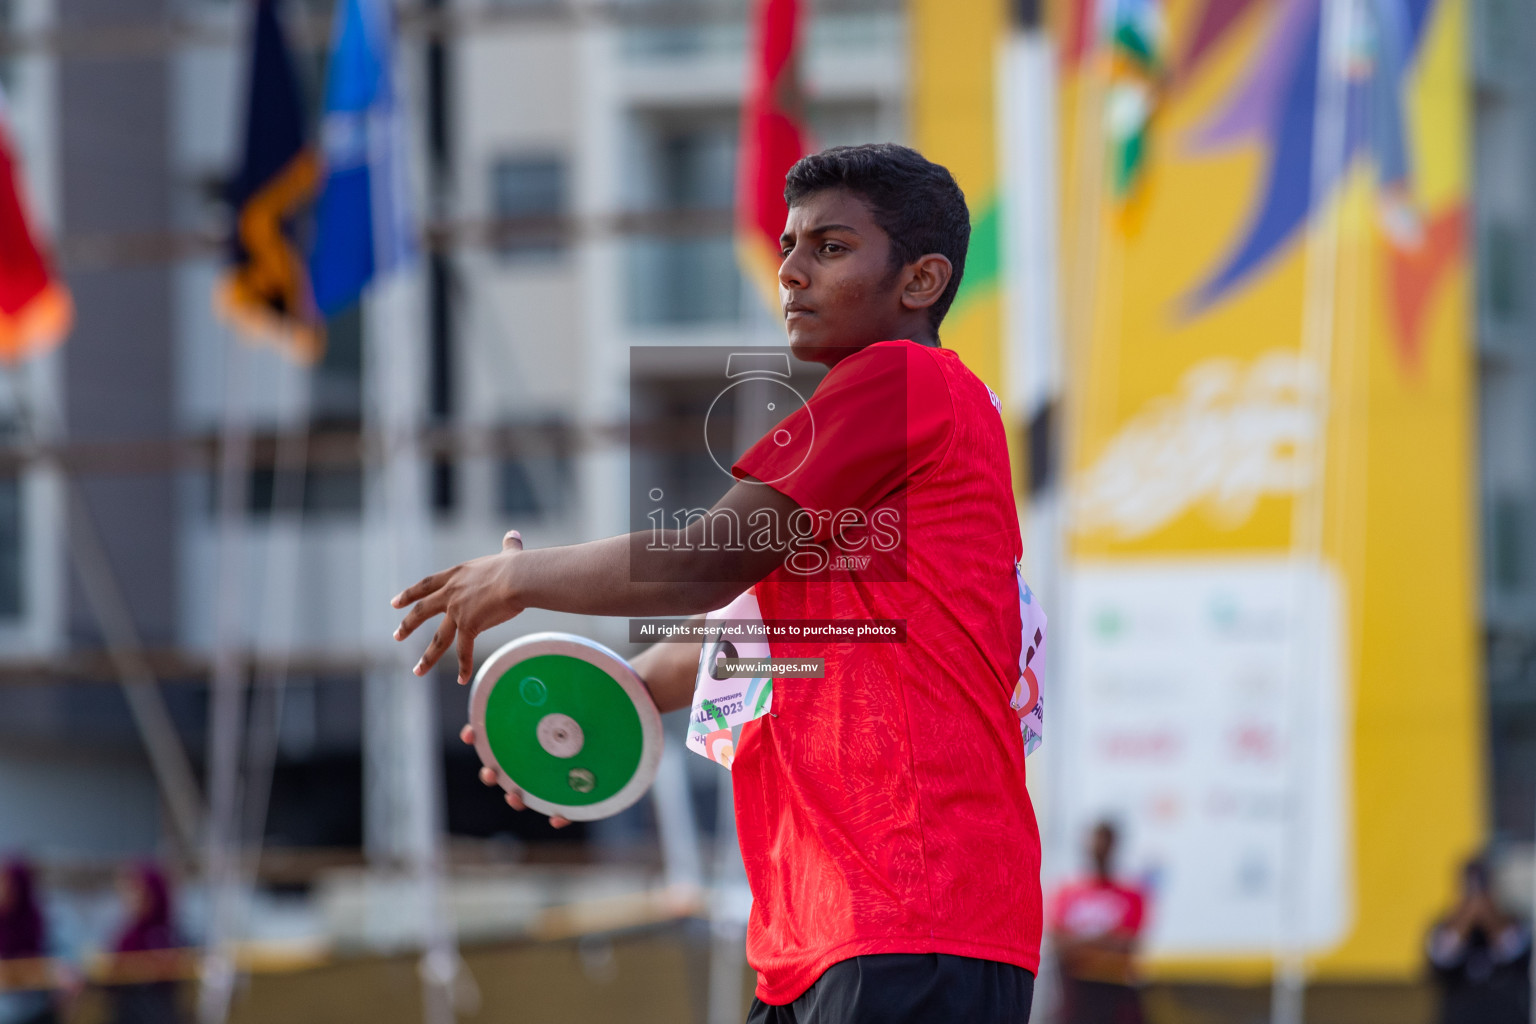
[
  {"xmin": 629, "ymin": 629, "xmax": 704, "ymax": 714},
  {"xmin": 391, "ymin": 478, "xmax": 797, "ymax": 683}
]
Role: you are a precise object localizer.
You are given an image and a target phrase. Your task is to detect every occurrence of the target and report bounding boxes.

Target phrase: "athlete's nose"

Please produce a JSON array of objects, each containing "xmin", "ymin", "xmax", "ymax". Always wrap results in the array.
[{"xmin": 778, "ymin": 245, "xmax": 810, "ymax": 292}]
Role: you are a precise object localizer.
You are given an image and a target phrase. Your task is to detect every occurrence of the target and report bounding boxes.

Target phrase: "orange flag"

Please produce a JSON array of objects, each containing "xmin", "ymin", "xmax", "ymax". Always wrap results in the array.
[
  {"xmin": 735, "ymin": 0, "xmax": 810, "ymax": 309},
  {"xmin": 0, "ymin": 86, "xmax": 71, "ymax": 362}
]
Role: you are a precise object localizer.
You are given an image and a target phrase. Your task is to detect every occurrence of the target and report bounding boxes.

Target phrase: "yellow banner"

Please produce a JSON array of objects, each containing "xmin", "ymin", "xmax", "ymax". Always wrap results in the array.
[
  {"xmin": 1056, "ymin": 0, "xmax": 1480, "ymax": 977},
  {"xmin": 912, "ymin": 0, "xmax": 1006, "ymax": 391}
]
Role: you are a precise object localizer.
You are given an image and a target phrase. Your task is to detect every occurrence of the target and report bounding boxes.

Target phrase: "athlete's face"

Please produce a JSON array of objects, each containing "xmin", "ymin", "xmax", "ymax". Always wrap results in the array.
[{"xmin": 778, "ymin": 189, "xmax": 947, "ymax": 366}]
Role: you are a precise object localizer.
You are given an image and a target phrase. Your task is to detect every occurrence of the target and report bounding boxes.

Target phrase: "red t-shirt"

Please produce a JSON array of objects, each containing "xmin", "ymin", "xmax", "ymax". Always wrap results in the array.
[
  {"xmin": 1048, "ymin": 878, "xmax": 1147, "ymax": 942},
  {"xmin": 729, "ymin": 339, "xmax": 1042, "ymax": 1004},
  {"xmin": 1047, "ymin": 876, "xmax": 1148, "ymax": 987}
]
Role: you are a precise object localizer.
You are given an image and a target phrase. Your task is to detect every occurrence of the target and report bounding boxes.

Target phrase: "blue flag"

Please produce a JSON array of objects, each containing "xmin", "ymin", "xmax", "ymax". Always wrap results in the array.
[
  {"xmin": 217, "ymin": 0, "xmax": 322, "ymax": 362},
  {"xmin": 310, "ymin": 0, "xmax": 415, "ymax": 316}
]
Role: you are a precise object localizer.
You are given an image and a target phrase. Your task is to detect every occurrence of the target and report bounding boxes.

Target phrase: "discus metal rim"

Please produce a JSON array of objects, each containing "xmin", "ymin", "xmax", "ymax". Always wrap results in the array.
[{"xmin": 468, "ymin": 631, "xmax": 663, "ymax": 822}]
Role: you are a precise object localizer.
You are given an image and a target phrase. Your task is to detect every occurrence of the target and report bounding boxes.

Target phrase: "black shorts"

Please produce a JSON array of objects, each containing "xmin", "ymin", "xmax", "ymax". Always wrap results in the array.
[{"xmin": 745, "ymin": 953, "xmax": 1035, "ymax": 1024}]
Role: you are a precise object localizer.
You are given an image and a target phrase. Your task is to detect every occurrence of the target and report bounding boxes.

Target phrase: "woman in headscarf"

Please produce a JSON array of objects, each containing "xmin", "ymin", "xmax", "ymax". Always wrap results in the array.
[
  {"xmin": 102, "ymin": 864, "xmax": 185, "ymax": 1024},
  {"xmin": 0, "ymin": 860, "xmax": 58, "ymax": 1024}
]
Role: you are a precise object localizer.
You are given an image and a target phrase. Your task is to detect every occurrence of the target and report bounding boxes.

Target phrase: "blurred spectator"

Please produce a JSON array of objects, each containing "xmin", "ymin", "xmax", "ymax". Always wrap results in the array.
[
  {"xmin": 1426, "ymin": 857, "xmax": 1531, "ymax": 1024},
  {"xmin": 0, "ymin": 860, "xmax": 58, "ymax": 1024},
  {"xmin": 102, "ymin": 864, "xmax": 184, "ymax": 1024},
  {"xmin": 1048, "ymin": 821, "xmax": 1148, "ymax": 1024}
]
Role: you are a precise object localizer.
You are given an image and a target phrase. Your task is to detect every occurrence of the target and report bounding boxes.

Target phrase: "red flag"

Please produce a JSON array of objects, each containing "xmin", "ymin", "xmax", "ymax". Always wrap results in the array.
[
  {"xmin": 0, "ymin": 88, "xmax": 70, "ymax": 362},
  {"xmin": 735, "ymin": 0, "xmax": 810, "ymax": 309}
]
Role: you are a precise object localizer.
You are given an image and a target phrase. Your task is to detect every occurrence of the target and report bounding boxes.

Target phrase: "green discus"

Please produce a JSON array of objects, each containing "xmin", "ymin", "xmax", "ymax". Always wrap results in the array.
[{"xmin": 468, "ymin": 632, "xmax": 663, "ymax": 821}]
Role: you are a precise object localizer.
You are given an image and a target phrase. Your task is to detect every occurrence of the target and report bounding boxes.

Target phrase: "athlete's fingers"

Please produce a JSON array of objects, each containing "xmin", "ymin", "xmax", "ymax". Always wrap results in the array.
[
  {"xmin": 391, "ymin": 569, "xmax": 452, "ymax": 610},
  {"xmin": 500, "ymin": 787, "xmax": 566, "ymax": 828},
  {"xmin": 478, "ymin": 766, "xmax": 497, "ymax": 787},
  {"xmin": 502, "ymin": 530, "xmax": 523, "ymax": 551},
  {"xmin": 459, "ymin": 724, "xmax": 476, "ymax": 746},
  {"xmin": 457, "ymin": 630, "xmax": 476, "ymax": 686},
  {"xmin": 414, "ymin": 617, "xmax": 457, "ymax": 677},
  {"xmin": 394, "ymin": 592, "xmax": 449, "ymax": 641}
]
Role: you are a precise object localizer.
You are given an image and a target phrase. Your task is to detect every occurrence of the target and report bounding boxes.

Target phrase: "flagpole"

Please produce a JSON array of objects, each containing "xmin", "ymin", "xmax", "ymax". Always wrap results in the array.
[
  {"xmin": 999, "ymin": 0, "xmax": 1062, "ymax": 1015},
  {"xmin": 237, "ymin": 358, "xmax": 314, "ymax": 921},
  {"xmin": 357, "ymin": 2, "xmax": 458, "ymax": 1018},
  {"xmin": 363, "ymin": 267, "xmax": 458, "ymax": 1024},
  {"xmin": 198, "ymin": 327, "xmax": 256, "ymax": 1024},
  {"xmin": 1272, "ymin": 0, "xmax": 1356, "ymax": 1021}
]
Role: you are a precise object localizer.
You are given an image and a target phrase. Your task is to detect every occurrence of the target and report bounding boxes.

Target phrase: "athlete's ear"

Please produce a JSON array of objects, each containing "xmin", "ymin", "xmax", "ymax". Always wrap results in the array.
[{"xmin": 900, "ymin": 254, "xmax": 953, "ymax": 313}]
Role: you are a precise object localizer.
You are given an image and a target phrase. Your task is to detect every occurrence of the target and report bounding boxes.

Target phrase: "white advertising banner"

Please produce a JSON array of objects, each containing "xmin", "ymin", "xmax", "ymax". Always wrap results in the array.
[{"xmin": 1058, "ymin": 558, "xmax": 1351, "ymax": 954}]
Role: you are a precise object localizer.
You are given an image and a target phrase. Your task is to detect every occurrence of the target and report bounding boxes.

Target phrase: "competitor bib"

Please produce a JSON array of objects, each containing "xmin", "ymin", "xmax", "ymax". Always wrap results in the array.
[
  {"xmin": 688, "ymin": 570, "xmax": 1044, "ymax": 767},
  {"xmin": 689, "ymin": 588, "xmax": 773, "ymax": 769},
  {"xmin": 1013, "ymin": 565, "xmax": 1046, "ymax": 755}
]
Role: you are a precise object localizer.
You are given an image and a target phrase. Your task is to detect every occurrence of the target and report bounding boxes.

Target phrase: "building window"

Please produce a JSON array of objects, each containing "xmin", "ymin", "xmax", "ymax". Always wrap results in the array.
[
  {"xmin": 432, "ymin": 458, "xmax": 457, "ymax": 515},
  {"xmin": 301, "ymin": 465, "xmax": 364, "ymax": 515},
  {"xmin": 1483, "ymin": 222, "xmax": 1525, "ymax": 329},
  {"xmin": 1477, "ymin": 0, "xmax": 1527, "ymax": 80},
  {"xmin": 314, "ymin": 304, "xmax": 363, "ymax": 420},
  {"xmin": 237, "ymin": 463, "xmax": 364, "ymax": 518},
  {"xmin": 627, "ymin": 236, "xmax": 742, "ymax": 326},
  {"xmin": 1487, "ymin": 493, "xmax": 1532, "ymax": 598},
  {"xmin": 654, "ymin": 126, "xmax": 735, "ymax": 211},
  {"xmin": 628, "ymin": 374, "xmax": 740, "ymax": 519},
  {"xmin": 625, "ymin": 119, "xmax": 743, "ymax": 326},
  {"xmin": 490, "ymin": 155, "xmax": 567, "ymax": 261},
  {"xmin": 498, "ymin": 453, "xmax": 571, "ymax": 519},
  {"xmin": 0, "ymin": 475, "xmax": 22, "ymax": 618},
  {"xmin": 0, "ymin": 0, "xmax": 13, "ymax": 94}
]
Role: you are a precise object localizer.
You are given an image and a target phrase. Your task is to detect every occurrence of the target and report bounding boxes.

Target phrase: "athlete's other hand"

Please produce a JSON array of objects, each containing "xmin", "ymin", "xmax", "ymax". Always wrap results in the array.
[
  {"xmin": 392, "ymin": 530, "xmax": 526, "ymax": 685},
  {"xmin": 458, "ymin": 723, "xmax": 572, "ymax": 828}
]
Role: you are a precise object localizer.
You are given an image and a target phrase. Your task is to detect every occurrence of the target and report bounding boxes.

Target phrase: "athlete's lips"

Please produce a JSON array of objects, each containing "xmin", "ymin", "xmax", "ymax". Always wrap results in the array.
[{"xmin": 784, "ymin": 302, "xmax": 815, "ymax": 320}]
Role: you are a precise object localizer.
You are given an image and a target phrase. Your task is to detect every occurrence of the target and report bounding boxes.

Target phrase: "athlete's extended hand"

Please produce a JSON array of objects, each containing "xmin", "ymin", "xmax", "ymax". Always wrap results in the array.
[
  {"xmin": 391, "ymin": 530, "xmax": 526, "ymax": 685},
  {"xmin": 458, "ymin": 723, "xmax": 572, "ymax": 828}
]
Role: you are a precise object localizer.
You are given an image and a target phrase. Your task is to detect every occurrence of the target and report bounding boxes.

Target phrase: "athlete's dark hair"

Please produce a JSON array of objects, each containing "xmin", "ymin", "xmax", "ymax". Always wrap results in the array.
[{"xmin": 783, "ymin": 143, "xmax": 971, "ymax": 329}]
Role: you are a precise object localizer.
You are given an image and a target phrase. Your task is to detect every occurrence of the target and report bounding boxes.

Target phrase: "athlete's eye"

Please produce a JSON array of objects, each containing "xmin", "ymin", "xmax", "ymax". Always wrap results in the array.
[{"xmin": 821, "ymin": 242, "xmax": 847, "ymax": 255}]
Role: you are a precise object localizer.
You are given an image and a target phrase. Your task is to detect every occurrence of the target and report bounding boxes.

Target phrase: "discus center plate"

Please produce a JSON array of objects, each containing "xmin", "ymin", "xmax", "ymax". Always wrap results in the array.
[
  {"xmin": 468, "ymin": 633, "xmax": 663, "ymax": 822},
  {"xmin": 536, "ymin": 713, "xmax": 584, "ymax": 758}
]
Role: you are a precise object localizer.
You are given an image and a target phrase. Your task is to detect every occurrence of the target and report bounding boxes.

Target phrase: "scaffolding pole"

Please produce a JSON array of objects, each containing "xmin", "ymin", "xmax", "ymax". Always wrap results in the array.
[{"xmin": 0, "ymin": 362, "xmax": 205, "ymax": 856}]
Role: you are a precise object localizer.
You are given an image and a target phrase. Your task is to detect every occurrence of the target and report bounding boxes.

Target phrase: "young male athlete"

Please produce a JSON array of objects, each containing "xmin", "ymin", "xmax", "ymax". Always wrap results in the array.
[{"xmin": 392, "ymin": 143, "xmax": 1042, "ymax": 1022}]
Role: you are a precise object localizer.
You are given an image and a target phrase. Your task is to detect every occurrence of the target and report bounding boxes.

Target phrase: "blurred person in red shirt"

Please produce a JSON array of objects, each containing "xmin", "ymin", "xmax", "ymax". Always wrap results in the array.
[
  {"xmin": 1426, "ymin": 857, "xmax": 1530, "ymax": 1024},
  {"xmin": 1048, "ymin": 822, "xmax": 1148, "ymax": 1024},
  {"xmin": 396, "ymin": 143, "xmax": 1043, "ymax": 1023}
]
